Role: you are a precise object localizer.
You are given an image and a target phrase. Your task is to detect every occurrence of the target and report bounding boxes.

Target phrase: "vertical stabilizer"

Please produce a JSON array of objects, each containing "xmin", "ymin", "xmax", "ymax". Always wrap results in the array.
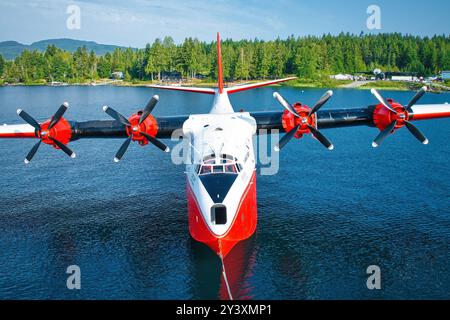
[{"xmin": 217, "ymin": 32, "xmax": 224, "ymax": 94}]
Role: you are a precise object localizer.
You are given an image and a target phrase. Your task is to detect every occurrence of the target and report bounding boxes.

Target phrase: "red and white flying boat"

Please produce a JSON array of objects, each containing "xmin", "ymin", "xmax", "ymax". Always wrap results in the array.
[{"xmin": 1, "ymin": 33, "xmax": 449, "ymax": 268}]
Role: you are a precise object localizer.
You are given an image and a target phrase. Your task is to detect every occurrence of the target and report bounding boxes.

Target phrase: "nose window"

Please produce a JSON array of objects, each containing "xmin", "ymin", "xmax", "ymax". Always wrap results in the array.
[{"xmin": 211, "ymin": 205, "xmax": 227, "ymax": 225}]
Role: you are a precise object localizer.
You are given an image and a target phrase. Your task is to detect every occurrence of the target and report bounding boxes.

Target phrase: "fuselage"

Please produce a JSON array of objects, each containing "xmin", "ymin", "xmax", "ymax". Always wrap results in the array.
[{"xmin": 184, "ymin": 91, "xmax": 258, "ymax": 257}]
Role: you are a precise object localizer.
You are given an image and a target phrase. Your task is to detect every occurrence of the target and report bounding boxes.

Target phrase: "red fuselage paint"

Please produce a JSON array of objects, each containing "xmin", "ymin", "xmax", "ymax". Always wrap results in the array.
[{"xmin": 187, "ymin": 171, "xmax": 258, "ymax": 258}]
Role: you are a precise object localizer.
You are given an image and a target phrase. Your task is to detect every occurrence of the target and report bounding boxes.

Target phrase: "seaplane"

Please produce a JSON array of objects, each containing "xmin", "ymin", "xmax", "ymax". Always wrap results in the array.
[{"xmin": 1, "ymin": 33, "xmax": 449, "ymax": 299}]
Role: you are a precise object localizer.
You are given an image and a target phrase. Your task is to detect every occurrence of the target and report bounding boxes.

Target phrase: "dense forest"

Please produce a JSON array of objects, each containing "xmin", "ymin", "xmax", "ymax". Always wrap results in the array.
[{"xmin": 0, "ymin": 33, "xmax": 449, "ymax": 84}]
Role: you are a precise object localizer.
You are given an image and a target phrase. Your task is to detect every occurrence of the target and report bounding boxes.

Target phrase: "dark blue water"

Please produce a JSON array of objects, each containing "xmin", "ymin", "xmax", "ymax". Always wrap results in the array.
[{"xmin": 0, "ymin": 85, "xmax": 449, "ymax": 300}]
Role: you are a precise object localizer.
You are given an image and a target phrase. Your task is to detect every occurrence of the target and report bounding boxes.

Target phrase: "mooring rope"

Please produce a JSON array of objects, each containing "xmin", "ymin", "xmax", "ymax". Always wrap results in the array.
[
  {"xmin": 219, "ymin": 240, "xmax": 234, "ymax": 301},
  {"xmin": 220, "ymin": 254, "xmax": 234, "ymax": 301}
]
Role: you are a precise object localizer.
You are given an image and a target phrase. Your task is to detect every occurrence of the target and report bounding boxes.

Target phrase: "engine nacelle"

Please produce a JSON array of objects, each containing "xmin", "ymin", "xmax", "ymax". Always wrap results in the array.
[
  {"xmin": 125, "ymin": 111, "xmax": 159, "ymax": 146},
  {"xmin": 38, "ymin": 117, "xmax": 72, "ymax": 149},
  {"xmin": 281, "ymin": 103, "xmax": 317, "ymax": 138},
  {"xmin": 373, "ymin": 99, "xmax": 409, "ymax": 132}
]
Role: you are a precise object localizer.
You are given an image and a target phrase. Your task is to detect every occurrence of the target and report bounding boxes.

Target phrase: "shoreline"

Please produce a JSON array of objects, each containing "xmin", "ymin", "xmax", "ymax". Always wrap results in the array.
[{"xmin": 0, "ymin": 80, "xmax": 447, "ymax": 92}]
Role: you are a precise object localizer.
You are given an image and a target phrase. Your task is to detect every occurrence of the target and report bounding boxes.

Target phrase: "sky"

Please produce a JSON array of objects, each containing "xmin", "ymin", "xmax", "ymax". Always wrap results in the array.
[{"xmin": 0, "ymin": 0, "xmax": 448, "ymax": 47}]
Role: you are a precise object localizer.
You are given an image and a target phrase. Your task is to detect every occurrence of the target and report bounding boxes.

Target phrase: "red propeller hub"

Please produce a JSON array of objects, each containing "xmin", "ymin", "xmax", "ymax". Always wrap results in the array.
[
  {"xmin": 373, "ymin": 99, "xmax": 410, "ymax": 132},
  {"xmin": 126, "ymin": 112, "xmax": 158, "ymax": 146},
  {"xmin": 37, "ymin": 117, "xmax": 72, "ymax": 149},
  {"xmin": 281, "ymin": 103, "xmax": 316, "ymax": 138}
]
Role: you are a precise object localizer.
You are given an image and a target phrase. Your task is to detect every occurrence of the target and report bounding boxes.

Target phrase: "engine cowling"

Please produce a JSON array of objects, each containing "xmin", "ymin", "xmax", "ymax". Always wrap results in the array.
[
  {"xmin": 38, "ymin": 117, "xmax": 72, "ymax": 148},
  {"xmin": 273, "ymin": 91, "xmax": 334, "ymax": 151},
  {"xmin": 125, "ymin": 111, "xmax": 158, "ymax": 146},
  {"xmin": 17, "ymin": 102, "xmax": 76, "ymax": 163},
  {"xmin": 370, "ymin": 88, "xmax": 429, "ymax": 147},
  {"xmin": 373, "ymin": 98, "xmax": 410, "ymax": 133},
  {"xmin": 281, "ymin": 103, "xmax": 317, "ymax": 139},
  {"xmin": 103, "ymin": 95, "xmax": 170, "ymax": 162}
]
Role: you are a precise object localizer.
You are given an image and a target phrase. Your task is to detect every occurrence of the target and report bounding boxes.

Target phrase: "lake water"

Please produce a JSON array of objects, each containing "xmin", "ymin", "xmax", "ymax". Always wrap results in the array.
[{"xmin": 0, "ymin": 85, "xmax": 449, "ymax": 300}]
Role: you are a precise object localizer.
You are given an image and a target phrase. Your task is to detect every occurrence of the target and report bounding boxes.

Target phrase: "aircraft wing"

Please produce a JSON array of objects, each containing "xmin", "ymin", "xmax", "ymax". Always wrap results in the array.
[
  {"xmin": 251, "ymin": 88, "xmax": 450, "ymax": 151},
  {"xmin": 252, "ymin": 104, "xmax": 450, "ymax": 131},
  {"xmin": 0, "ymin": 97, "xmax": 189, "ymax": 163},
  {"xmin": 0, "ymin": 117, "xmax": 189, "ymax": 140},
  {"xmin": 1, "ymin": 88, "xmax": 449, "ymax": 162}
]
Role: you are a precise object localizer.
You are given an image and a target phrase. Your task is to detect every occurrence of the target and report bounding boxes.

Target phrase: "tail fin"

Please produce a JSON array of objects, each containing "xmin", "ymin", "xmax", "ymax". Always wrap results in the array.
[{"xmin": 217, "ymin": 32, "xmax": 224, "ymax": 94}]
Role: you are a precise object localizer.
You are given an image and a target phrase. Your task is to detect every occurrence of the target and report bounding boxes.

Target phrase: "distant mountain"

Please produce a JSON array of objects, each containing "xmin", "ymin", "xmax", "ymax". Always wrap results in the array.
[
  {"xmin": 0, "ymin": 41, "xmax": 29, "ymax": 60},
  {"xmin": 0, "ymin": 39, "xmax": 133, "ymax": 60}
]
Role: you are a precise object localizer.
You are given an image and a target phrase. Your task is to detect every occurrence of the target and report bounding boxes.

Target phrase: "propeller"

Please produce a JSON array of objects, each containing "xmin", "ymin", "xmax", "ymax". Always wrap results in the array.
[
  {"xmin": 103, "ymin": 95, "xmax": 170, "ymax": 162},
  {"xmin": 273, "ymin": 90, "xmax": 334, "ymax": 151},
  {"xmin": 370, "ymin": 87, "xmax": 429, "ymax": 147},
  {"xmin": 17, "ymin": 102, "xmax": 75, "ymax": 164}
]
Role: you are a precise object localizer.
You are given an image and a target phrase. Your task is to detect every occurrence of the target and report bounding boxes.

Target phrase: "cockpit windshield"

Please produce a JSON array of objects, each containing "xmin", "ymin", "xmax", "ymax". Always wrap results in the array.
[{"xmin": 198, "ymin": 154, "xmax": 241, "ymax": 176}]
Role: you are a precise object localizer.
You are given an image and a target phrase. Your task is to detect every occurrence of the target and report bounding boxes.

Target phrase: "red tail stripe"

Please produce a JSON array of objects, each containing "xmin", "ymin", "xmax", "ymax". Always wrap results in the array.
[{"xmin": 217, "ymin": 32, "xmax": 224, "ymax": 94}]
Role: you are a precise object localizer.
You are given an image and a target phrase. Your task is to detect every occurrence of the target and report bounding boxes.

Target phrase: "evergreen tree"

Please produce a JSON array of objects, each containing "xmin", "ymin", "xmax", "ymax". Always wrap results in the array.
[
  {"xmin": 0, "ymin": 54, "xmax": 4, "ymax": 77},
  {"xmin": 1, "ymin": 33, "xmax": 448, "ymax": 83},
  {"xmin": 163, "ymin": 36, "xmax": 176, "ymax": 72},
  {"xmin": 97, "ymin": 53, "xmax": 112, "ymax": 79},
  {"xmin": 295, "ymin": 44, "xmax": 318, "ymax": 78},
  {"xmin": 234, "ymin": 47, "xmax": 251, "ymax": 80}
]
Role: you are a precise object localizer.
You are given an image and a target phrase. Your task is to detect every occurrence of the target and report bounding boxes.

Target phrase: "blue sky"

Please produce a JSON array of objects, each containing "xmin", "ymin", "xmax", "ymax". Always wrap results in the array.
[{"xmin": 0, "ymin": 0, "xmax": 448, "ymax": 47}]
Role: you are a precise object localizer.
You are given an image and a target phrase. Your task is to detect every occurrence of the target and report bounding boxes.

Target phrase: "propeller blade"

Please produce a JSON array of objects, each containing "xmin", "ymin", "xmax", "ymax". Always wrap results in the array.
[
  {"xmin": 139, "ymin": 95, "xmax": 159, "ymax": 125},
  {"xmin": 17, "ymin": 109, "xmax": 41, "ymax": 131},
  {"xmin": 24, "ymin": 140, "xmax": 42, "ymax": 164},
  {"xmin": 141, "ymin": 132, "xmax": 170, "ymax": 153},
  {"xmin": 48, "ymin": 102, "xmax": 69, "ymax": 130},
  {"xmin": 306, "ymin": 124, "xmax": 334, "ymax": 150},
  {"xmin": 372, "ymin": 120, "xmax": 397, "ymax": 148},
  {"xmin": 370, "ymin": 89, "xmax": 398, "ymax": 114},
  {"xmin": 405, "ymin": 121, "xmax": 429, "ymax": 145},
  {"xmin": 309, "ymin": 90, "xmax": 333, "ymax": 116},
  {"xmin": 103, "ymin": 106, "xmax": 131, "ymax": 126},
  {"xmin": 50, "ymin": 137, "xmax": 76, "ymax": 158},
  {"xmin": 273, "ymin": 92, "xmax": 300, "ymax": 117},
  {"xmin": 406, "ymin": 86, "xmax": 427, "ymax": 110},
  {"xmin": 114, "ymin": 137, "xmax": 132, "ymax": 162},
  {"xmin": 274, "ymin": 125, "xmax": 301, "ymax": 151}
]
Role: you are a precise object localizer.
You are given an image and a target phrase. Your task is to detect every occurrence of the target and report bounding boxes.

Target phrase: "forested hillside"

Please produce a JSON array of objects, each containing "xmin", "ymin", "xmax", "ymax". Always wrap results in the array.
[
  {"xmin": 0, "ymin": 39, "xmax": 128, "ymax": 60},
  {"xmin": 1, "ymin": 33, "xmax": 448, "ymax": 84}
]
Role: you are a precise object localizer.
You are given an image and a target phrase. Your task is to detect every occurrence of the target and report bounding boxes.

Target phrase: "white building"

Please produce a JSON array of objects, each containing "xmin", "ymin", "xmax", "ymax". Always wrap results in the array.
[
  {"xmin": 391, "ymin": 75, "xmax": 418, "ymax": 82},
  {"xmin": 330, "ymin": 74, "xmax": 354, "ymax": 81}
]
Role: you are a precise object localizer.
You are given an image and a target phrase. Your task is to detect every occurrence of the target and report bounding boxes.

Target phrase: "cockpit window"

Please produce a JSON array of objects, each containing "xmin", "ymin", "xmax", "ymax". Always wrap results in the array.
[
  {"xmin": 225, "ymin": 164, "xmax": 238, "ymax": 174},
  {"xmin": 213, "ymin": 165, "xmax": 224, "ymax": 174},
  {"xmin": 198, "ymin": 154, "xmax": 241, "ymax": 176},
  {"xmin": 200, "ymin": 165, "xmax": 212, "ymax": 175}
]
